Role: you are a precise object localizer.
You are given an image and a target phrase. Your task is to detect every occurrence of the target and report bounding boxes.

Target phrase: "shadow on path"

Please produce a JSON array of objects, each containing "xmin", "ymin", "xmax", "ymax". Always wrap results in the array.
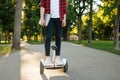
[{"xmin": 0, "ymin": 51, "xmax": 20, "ymax": 80}]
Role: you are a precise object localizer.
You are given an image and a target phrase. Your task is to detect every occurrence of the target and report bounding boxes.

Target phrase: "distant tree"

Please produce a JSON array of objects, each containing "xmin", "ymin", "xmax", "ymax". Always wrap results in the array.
[
  {"xmin": 62, "ymin": 0, "xmax": 76, "ymax": 41},
  {"xmin": 88, "ymin": 0, "xmax": 93, "ymax": 45},
  {"xmin": 12, "ymin": 0, "xmax": 23, "ymax": 49},
  {"xmin": 22, "ymin": 0, "xmax": 40, "ymax": 41},
  {"xmin": 114, "ymin": 4, "xmax": 120, "ymax": 50},
  {"xmin": 102, "ymin": 0, "xmax": 120, "ymax": 50},
  {"xmin": 73, "ymin": 0, "xmax": 89, "ymax": 44}
]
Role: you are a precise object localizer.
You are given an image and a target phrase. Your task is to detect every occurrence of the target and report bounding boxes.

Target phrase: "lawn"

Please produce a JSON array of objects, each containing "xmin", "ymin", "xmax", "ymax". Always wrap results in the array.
[
  {"xmin": 0, "ymin": 46, "xmax": 11, "ymax": 56},
  {"xmin": 27, "ymin": 40, "xmax": 44, "ymax": 44},
  {"xmin": 70, "ymin": 40, "xmax": 120, "ymax": 55},
  {"xmin": 0, "ymin": 40, "xmax": 42, "ymax": 56}
]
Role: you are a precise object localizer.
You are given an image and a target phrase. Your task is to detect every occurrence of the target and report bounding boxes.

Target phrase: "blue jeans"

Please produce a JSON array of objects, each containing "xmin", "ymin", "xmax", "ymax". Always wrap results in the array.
[{"xmin": 45, "ymin": 18, "xmax": 62, "ymax": 56}]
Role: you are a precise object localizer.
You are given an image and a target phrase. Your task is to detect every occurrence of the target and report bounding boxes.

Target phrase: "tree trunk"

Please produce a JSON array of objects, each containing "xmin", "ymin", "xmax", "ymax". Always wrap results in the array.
[
  {"xmin": 114, "ymin": 4, "xmax": 120, "ymax": 50},
  {"xmin": 12, "ymin": 0, "xmax": 23, "ymax": 50},
  {"xmin": 0, "ymin": 32, "xmax": 2, "ymax": 43},
  {"xmin": 5, "ymin": 31, "xmax": 7, "ymax": 43},
  {"xmin": 78, "ymin": 16, "xmax": 82, "ymax": 44},
  {"xmin": 88, "ymin": 0, "xmax": 93, "ymax": 45},
  {"xmin": 62, "ymin": 20, "xmax": 71, "ymax": 41},
  {"xmin": 67, "ymin": 21, "xmax": 71, "ymax": 41}
]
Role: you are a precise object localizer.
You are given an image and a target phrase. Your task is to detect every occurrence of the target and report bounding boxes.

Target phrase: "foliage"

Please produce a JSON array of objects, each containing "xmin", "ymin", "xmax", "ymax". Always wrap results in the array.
[
  {"xmin": 81, "ymin": 0, "xmax": 120, "ymax": 40},
  {"xmin": 0, "ymin": 0, "xmax": 15, "ymax": 43},
  {"xmin": 0, "ymin": 0, "xmax": 15, "ymax": 29},
  {"xmin": 66, "ymin": 0, "xmax": 76, "ymax": 27},
  {"xmin": 0, "ymin": 0, "xmax": 119, "ymax": 46},
  {"xmin": 22, "ymin": 0, "xmax": 40, "ymax": 41},
  {"xmin": 0, "ymin": 46, "xmax": 11, "ymax": 56},
  {"xmin": 102, "ymin": 0, "xmax": 120, "ymax": 15}
]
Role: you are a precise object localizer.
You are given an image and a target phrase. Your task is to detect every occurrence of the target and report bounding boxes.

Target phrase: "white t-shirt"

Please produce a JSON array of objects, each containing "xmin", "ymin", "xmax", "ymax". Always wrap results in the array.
[{"xmin": 50, "ymin": 0, "xmax": 60, "ymax": 18}]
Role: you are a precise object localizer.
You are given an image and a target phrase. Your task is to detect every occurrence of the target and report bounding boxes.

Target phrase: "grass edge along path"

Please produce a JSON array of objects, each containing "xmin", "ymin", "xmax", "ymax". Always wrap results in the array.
[
  {"xmin": 70, "ymin": 40, "xmax": 120, "ymax": 56},
  {"xmin": 0, "ymin": 46, "xmax": 11, "ymax": 56},
  {"xmin": 1, "ymin": 40, "xmax": 119, "ymax": 56}
]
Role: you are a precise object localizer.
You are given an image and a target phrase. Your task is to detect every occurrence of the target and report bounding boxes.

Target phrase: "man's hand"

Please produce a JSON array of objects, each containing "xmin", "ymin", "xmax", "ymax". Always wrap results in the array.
[
  {"xmin": 62, "ymin": 19, "xmax": 66, "ymax": 27},
  {"xmin": 62, "ymin": 14, "xmax": 66, "ymax": 27},
  {"xmin": 39, "ymin": 18, "xmax": 45, "ymax": 27}
]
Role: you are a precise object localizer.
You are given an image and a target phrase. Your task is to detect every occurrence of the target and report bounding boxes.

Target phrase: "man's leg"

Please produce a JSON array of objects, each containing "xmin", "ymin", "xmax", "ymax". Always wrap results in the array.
[
  {"xmin": 45, "ymin": 18, "xmax": 53, "ymax": 56},
  {"xmin": 54, "ymin": 18, "xmax": 63, "ymax": 66},
  {"xmin": 44, "ymin": 18, "xmax": 54, "ymax": 66},
  {"xmin": 54, "ymin": 18, "xmax": 62, "ymax": 56}
]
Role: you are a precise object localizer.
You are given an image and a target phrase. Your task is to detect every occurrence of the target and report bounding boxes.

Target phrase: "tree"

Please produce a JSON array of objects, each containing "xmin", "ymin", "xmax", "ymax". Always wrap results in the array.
[
  {"xmin": 12, "ymin": 0, "xmax": 23, "ymax": 49},
  {"xmin": 73, "ymin": 0, "xmax": 89, "ymax": 44},
  {"xmin": 102, "ymin": 0, "xmax": 120, "ymax": 50},
  {"xmin": 0, "ymin": 0, "xmax": 15, "ymax": 43},
  {"xmin": 93, "ymin": 1, "xmax": 114, "ymax": 40},
  {"xmin": 62, "ymin": 0, "xmax": 76, "ymax": 41},
  {"xmin": 22, "ymin": 0, "xmax": 40, "ymax": 41},
  {"xmin": 114, "ymin": 4, "xmax": 120, "ymax": 50},
  {"xmin": 88, "ymin": 0, "xmax": 93, "ymax": 45}
]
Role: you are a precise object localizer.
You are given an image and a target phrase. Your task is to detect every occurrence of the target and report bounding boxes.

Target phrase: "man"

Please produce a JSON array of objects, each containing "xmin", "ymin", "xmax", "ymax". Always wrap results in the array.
[{"xmin": 40, "ymin": 0, "xmax": 67, "ymax": 66}]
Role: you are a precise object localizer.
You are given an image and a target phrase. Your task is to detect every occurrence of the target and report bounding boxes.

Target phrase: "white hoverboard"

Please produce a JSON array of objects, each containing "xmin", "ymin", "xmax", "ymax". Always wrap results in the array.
[{"xmin": 40, "ymin": 45, "xmax": 68, "ymax": 74}]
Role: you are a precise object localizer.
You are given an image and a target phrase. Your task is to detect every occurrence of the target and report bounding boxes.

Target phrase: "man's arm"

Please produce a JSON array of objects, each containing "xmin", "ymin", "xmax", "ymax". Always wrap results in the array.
[
  {"xmin": 62, "ymin": 0, "xmax": 67, "ymax": 27},
  {"xmin": 40, "ymin": 7, "xmax": 45, "ymax": 20},
  {"xmin": 40, "ymin": 7, "xmax": 45, "ymax": 27},
  {"xmin": 62, "ymin": 14, "xmax": 66, "ymax": 27}
]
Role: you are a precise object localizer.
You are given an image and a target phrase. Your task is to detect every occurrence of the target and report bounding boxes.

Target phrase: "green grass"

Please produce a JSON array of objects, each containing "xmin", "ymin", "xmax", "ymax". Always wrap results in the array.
[
  {"xmin": 0, "ymin": 46, "xmax": 11, "ymax": 56},
  {"xmin": 27, "ymin": 40, "xmax": 44, "ymax": 44},
  {"xmin": 70, "ymin": 40, "xmax": 120, "ymax": 55}
]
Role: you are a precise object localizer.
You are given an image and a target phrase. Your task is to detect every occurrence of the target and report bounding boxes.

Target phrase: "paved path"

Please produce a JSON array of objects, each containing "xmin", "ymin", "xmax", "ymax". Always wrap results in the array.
[{"xmin": 0, "ymin": 41, "xmax": 120, "ymax": 80}]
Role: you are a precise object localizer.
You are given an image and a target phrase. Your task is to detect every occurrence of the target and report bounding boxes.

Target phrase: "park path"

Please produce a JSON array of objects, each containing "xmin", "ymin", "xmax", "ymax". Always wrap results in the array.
[{"xmin": 0, "ymin": 41, "xmax": 120, "ymax": 80}]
